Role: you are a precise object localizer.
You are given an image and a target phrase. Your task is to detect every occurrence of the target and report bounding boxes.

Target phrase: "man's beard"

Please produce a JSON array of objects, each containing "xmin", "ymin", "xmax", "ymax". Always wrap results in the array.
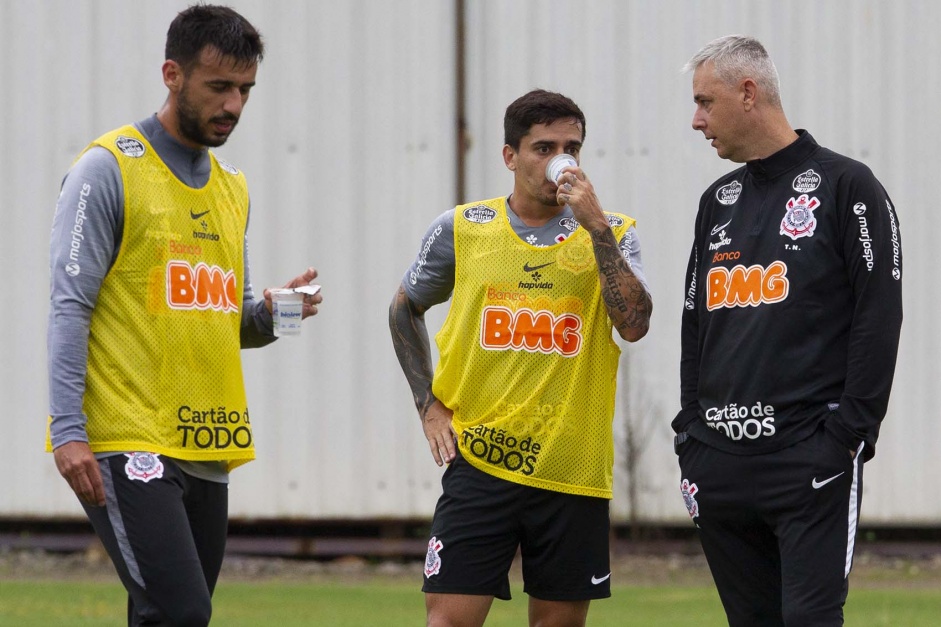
[{"xmin": 176, "ymin": 89, "xmax": 237, "ymax": 148}]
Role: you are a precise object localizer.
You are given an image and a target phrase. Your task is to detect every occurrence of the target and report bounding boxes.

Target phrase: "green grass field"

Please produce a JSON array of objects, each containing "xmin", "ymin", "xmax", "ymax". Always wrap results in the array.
[{"xmin": 2, "ymin": 578, "xmax": 940, "ymax": 626}]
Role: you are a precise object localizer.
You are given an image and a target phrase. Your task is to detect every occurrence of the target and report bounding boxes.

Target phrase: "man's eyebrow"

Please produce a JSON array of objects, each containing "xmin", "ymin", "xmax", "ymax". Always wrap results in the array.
[
  {"xmin": 531, "ymin": 139, "xmax": 583, "ymax": 148},
  {"xmin": 206, "ymin": 79, "xmax": 256, "ymax": 88}
]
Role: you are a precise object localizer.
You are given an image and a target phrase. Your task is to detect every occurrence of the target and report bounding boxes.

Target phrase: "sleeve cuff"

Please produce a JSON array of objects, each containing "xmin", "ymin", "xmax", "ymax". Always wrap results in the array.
[
  {"xmin": 671, "ymin": 407, "xmax": 700, "ymax": 434},
  {"xmin": 49, "ymin": 417, "xmax": 89, "ymax": 450},
  {"xmin": 824, "ymin": 411, "xmax": 860, "ymax": 452}
]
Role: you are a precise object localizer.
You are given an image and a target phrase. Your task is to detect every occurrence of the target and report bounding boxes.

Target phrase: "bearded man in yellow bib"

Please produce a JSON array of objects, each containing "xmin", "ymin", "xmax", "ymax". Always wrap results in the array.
[
  {"xmin": 390, "ymin": 89, "xmax": 652, "ymax": 627},
  {"xmin": 46, "ymin": 6, "xmax": 322, "ymax": 625}
]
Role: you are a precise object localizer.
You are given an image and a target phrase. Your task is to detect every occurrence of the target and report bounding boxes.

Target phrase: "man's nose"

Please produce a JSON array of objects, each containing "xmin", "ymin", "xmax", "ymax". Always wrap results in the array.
[{"xmin": 223, "ymin": 89, "xmax": 244, "ymax": 117}]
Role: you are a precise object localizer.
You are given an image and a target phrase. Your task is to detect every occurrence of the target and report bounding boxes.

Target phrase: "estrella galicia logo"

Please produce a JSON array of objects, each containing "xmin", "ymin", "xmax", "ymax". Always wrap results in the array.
[
  {"xmin": 792, "ymin": 169, "xmax": 821, "ymax": 193},
  {"xmin": 115, "ymin": 136, "xmax": 145, "ymax": 158},
  {"xmin": 216, "ymin": 157, "xmax": 239, "ymax": 175},
  {"xmin": 462, "ymin": 205, "xmax": 496, "ymax": 224},
  {"xmin": 559, "ymin": 217, "xmax": 579, "ymax": 232},
  {"xmin": 606, "ymin": 214, "xmax": 624, "ymax": 227},
  {"xmin": 716, "ymin": 181, "xmax": 742, "ymax": 205}
]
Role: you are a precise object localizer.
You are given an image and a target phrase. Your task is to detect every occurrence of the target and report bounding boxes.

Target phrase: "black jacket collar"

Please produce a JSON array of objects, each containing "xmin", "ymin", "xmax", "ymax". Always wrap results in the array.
[{"xmin": 745, "ymin": 129, "xmax": 819, "ymax": 182}]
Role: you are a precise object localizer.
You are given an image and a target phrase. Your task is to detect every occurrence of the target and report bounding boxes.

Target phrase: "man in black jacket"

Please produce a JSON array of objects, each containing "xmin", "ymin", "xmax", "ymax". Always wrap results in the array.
[{"xmin": 675, "ymin": 35, "xmax": 902, "ymax": 626}]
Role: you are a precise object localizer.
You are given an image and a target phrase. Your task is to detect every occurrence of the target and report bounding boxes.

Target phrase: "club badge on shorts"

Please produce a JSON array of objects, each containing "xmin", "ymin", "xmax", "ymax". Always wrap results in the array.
[
  {"xmin": 124, "ymin": 452, "xmax": 165, "ymax": 483},
  {"xmin": 681, "ymin": 478, "xmax": 700, "ymax": 519},
  {"xmin": 424, "ymin": 536, "xmax": 443, "ymax": 578}
]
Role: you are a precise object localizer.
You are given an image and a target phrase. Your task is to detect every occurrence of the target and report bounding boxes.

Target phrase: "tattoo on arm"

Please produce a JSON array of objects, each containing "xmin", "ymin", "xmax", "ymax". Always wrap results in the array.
[
  {"xmin": 590, "ymin": 227, "xmax": 652, "ymax": 341},
  {"xmin": 389, "ymin": 286, "xmax": 437, "ymax": 418}
]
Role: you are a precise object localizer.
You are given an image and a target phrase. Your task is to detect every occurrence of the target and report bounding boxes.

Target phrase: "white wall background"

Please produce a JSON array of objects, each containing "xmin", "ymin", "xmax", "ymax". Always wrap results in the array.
[{"xmin": 3, "ymin": 0, "xmax": 936, "ymax": 525}]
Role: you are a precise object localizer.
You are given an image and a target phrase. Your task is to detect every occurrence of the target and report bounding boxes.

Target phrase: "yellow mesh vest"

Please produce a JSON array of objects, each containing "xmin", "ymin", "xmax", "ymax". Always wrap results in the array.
[
  {"xmin": 55, "ymin": 126, "xmax": 254, "ymax": 470},
  {"xmin": 433, "ymin": 197, "xmax": 635, "ymax": 498}
]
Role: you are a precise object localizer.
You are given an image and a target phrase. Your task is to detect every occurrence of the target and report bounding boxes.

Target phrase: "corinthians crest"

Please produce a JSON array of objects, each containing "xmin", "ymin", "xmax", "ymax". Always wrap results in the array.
[
  {"xmin": 124, "ymin": 452, "xmax": 165, "ymax": 483},
  {"xmin": 780, "ymin": 194, "xmax": 820, "ymax": 240},
  {"xmin": 681, "ymin": 478, "xmax": 699, "ymax": 519},
  {"xmin": 424, "ymin": 536, "xmax": 443, "ymax": 577}
]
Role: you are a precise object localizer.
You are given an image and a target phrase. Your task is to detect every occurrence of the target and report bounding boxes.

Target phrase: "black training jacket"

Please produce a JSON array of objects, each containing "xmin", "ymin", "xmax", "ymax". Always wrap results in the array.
[{"xmin": 674, "ymin": 130, "xmax": 902, "ymax": 462}]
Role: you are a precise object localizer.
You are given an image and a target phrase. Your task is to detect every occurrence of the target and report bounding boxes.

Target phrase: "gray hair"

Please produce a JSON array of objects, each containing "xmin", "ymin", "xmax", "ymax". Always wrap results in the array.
[{"xmin": 683, "ymin": 35, "xmax": 782, "ymax": 108}]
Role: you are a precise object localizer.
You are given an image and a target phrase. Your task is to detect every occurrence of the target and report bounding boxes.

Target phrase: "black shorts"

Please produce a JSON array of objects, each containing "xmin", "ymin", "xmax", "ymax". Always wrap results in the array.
[
  {"xmin": 676, "ymin": 423, "xmax": 864, "ymax": 626},
  {"xmin": 422, "ymin": 453, "xmax": 611, "ymax": 601}
]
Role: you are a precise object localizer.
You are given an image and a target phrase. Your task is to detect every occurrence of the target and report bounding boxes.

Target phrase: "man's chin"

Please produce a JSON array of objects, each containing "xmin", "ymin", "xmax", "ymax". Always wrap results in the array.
[
  {"xmin": 715, "ymin": 147, "xmax": 740, "ymax": 163},
  {"xmin": 202, "ymin": 133, "xmax": 230, "ymax": 148}
]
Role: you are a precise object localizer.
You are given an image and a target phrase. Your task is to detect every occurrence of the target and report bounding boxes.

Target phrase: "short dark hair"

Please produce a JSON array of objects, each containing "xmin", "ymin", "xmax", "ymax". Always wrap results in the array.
[
  {"xmin": 165, "ymin": 4, "xmax": 264, "ymax": 71},
  {"xmin": 504, "ymin": 89, "xmax": 586, "ymax": 150}
]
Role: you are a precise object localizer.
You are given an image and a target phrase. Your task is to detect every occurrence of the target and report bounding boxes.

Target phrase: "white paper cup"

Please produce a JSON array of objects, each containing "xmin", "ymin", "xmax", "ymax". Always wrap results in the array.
[
  {"xmin": 271, "ymin": 288, "xmax": 304, "ymax": 337},
  {"xmin": 545, "ymin": 153, "xmax": 578, "ymax": 184}
]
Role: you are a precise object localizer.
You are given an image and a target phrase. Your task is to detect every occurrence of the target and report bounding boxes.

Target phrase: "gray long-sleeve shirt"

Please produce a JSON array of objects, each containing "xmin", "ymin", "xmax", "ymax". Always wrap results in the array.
[{"xmin": 48, "ymin": 115, "xmax": 274, "ymax": 481}]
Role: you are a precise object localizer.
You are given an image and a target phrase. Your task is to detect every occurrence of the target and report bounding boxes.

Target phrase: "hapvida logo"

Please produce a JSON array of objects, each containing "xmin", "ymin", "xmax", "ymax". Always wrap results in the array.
[
  {"xmin": 520, "ymin": 262, "xmax": 555, "ymax": 289},
  {"xmin": 193, "ymin": 230, "xmax": 220, "ymax": 241},
  {"xmin": 190, "ymin": 208, "xmax": 220, "ymax": 241},
  {"xmin": 708, "ymin": 230, "xmax": 732, "ymax": 251}
]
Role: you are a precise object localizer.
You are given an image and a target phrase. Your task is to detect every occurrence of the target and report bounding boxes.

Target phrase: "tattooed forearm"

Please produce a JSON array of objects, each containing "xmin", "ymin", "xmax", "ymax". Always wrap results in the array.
[
  {"xmin": 389, "ymin": 286, "xmax": 438, "ymax": 417},
  {"xmin": 590, "ymin": 227, "xmax": 652, "ymax": 342}
]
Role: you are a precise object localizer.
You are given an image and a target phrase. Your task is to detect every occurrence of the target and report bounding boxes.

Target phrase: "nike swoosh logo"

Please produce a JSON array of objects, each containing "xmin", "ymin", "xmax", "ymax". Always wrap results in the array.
[
  {"xmin": 591, "ymin": 573, "xmax": 611, "ymax": 585},
  {"xmin": 812, "ymin": 472, "xmax": 845, "ymax": 489},
  {"xmin": 191, "ymin": 209, "xmax": 211, "ymax": 220},
  {"xmin": 523, "ymin": 261, "xmax": 555, "ymax": 272},
  {"xmin": 710, "ymin": 219, "xmax": 733, "ymax": 236}
]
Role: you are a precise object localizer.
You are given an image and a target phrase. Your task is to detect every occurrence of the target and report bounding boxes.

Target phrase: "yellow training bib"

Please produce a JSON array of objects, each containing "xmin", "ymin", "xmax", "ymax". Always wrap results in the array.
[
  {"xmin": 47, "ymin": 126, "xmax": 255, "ymax": 470},
  {"xmin": 433, "ymin": 197, "xmax": 635, "ymax": 498}
]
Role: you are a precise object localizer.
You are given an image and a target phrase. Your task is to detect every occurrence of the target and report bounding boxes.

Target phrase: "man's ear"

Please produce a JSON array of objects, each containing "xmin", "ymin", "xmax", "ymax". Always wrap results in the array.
[
  {"xmin": 503, "ymin": 144, "xmax": 517, "ymax": 171},
  {"xmin": 741, "ymin": 78, "xmax": 758, "ymax": 112},
  {"xmin": 162, "ymin": 60, "xmax": 184, "ymax": 93}
]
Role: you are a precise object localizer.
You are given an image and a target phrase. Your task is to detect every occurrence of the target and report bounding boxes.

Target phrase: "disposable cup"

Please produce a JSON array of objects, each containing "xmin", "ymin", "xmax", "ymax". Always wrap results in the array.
[
  {"xmin": 546, "ymin": 153, "xmax": 578, "ymax": 184},
  {"xmin": 271, "ymin": 288, "xmax": 304, "ymax": 337}
]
